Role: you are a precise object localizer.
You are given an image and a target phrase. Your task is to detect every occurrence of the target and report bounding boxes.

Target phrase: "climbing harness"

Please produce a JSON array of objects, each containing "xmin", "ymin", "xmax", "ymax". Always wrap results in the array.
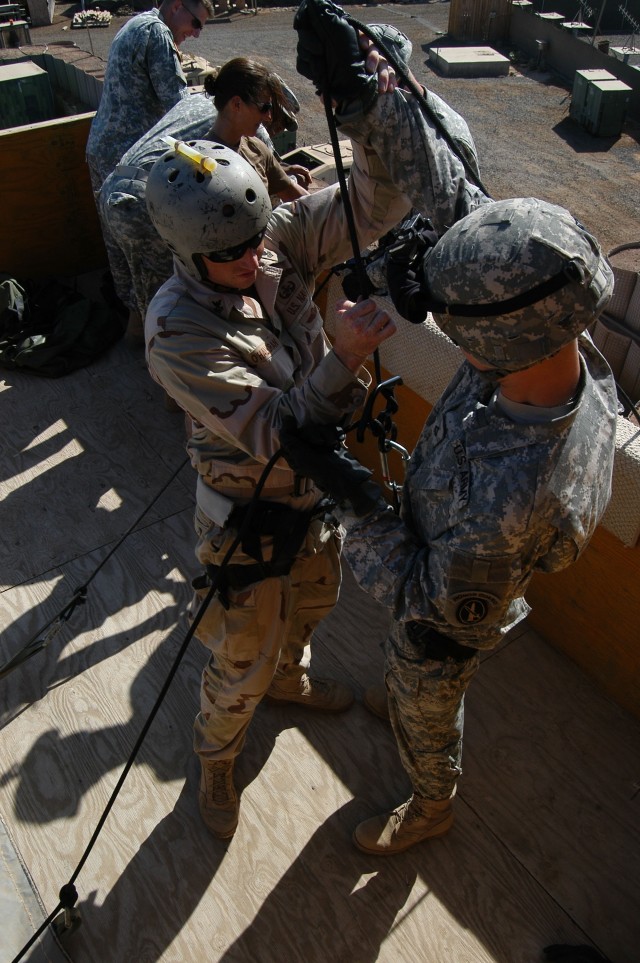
[{"xmin": 195, "ymin": 496, "xmax": 333, "ymax": 609}]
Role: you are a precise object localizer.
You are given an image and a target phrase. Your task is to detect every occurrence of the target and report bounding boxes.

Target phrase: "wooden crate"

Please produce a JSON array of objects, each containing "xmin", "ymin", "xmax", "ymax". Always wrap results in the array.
[{"xmin": 448, "ymin": 0, "xmax": 513, "ymax": 43}]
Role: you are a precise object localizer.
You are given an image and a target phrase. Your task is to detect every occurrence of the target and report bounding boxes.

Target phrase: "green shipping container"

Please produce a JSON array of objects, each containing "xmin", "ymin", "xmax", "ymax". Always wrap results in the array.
[
  {"xmin": 583, "ymin": 78, "xmax": 632, "ymax": 137},
  {"xmin": 569, "ymin": 68, "xmax": 615, "ymax": 124}
]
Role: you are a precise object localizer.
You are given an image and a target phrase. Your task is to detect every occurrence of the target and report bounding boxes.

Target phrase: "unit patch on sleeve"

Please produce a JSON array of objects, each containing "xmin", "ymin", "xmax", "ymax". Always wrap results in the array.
[{"xmin": 450, "ymin": 592, "xmax": 500, "ymax": 625}]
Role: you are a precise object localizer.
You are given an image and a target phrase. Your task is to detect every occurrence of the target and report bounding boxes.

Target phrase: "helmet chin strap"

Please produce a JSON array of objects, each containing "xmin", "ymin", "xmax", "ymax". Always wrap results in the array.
[{"xmin": 192, "ymin": 253, "xmax": 210, "ymax": 282}]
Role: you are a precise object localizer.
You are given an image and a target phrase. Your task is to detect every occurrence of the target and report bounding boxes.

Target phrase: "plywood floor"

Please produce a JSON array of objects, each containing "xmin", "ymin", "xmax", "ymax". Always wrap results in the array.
[{"xmin": 1, "ymin": 305, "xmax": 639, "ymax": 963}]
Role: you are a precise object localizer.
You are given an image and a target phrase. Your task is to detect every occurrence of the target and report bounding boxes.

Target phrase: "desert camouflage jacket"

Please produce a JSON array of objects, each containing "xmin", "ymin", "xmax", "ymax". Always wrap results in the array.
[
  {"xmin": 341, "ymin": 336, "xmax": 618, "ymax": 649},
  {"xmin": 145, "ymin": 136, "xmax": 411, "ymax": 515}
]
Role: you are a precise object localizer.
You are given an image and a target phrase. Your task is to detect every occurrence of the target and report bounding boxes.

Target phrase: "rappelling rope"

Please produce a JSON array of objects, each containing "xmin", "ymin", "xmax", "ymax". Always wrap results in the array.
[{"xmin": 322, "ymin": 57, "xmax": 415, "ymax": 508}]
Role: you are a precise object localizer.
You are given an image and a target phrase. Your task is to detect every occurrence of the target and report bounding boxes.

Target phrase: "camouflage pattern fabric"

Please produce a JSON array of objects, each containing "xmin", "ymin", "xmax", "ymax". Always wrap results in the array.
[
  {"xmin": 340, "ymin": 336, "xmax": 618, "ymax": 797},
  {"xmin": 86, "ymin": 10, "xmax": 189, "ymax": 192},
  {"xmin": 425, "ymin": 197, "xmax": 613, "ymax": 372},
  {"xmin": 100, "ymin": 95, "xmax": 287, "ymax": 316},
  {"xmin": 145, "ymin": 79, "xmax": 528, "ymax": 776},
  {"xmin": 384, "ymin": 645, "xmax": 481, "ymax": 800},
  {"xmin": 338, "ymin": 87, "xmax": 489, "ymax": 235},
  {"xmin": 192, "ymin": 514, "xmax": 342, "ymax": 759}
]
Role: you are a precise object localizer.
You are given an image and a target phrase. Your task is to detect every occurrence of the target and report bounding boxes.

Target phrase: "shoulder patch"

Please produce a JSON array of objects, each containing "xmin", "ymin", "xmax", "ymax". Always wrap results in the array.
[{"xmin": 451, "ymin": 592, "xmax": 500, "ymax": 625}]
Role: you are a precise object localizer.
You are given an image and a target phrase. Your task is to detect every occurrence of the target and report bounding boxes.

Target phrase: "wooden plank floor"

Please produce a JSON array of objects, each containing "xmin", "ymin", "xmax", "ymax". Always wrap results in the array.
[{"xmin": 1, "ymin": 310, "xmax": 639, "ymax": 963}]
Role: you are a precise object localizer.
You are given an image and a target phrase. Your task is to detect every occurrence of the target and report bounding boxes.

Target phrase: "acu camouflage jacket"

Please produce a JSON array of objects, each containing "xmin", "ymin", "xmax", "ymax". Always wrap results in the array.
[{"xmin": 341, "ymin": 336, "xmax": 618, "ymax": 650}]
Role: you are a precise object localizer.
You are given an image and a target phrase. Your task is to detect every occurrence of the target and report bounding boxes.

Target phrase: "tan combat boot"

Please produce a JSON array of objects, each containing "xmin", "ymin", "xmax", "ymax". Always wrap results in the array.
[
  {"xmin": 353, "ymin": 794, "xmax": 454, "ymax": 856},
  {"xmin": 264, "ymin": 673, "xmax": 354, "ymax": 713},
  {"xmin": 362, "ymin": 684, "xmax": 390, "ymax": 722},
  {"xmin": 198, "ymin": 759, "xmax": 238, "ymax": 839}
]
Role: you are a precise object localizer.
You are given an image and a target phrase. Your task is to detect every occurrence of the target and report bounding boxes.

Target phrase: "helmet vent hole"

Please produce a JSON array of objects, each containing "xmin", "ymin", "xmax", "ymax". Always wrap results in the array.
[
  {"xmin": 222, "ymin": 203, "xmax": 235, "ymax": 218},
  {"xmin": 168, "ymin": 169, "xmax": 179, "ymax": 182},
  {"xmin": 195, "ymin": 171, "xmax": 205, "ymax": 183},
  {"xmin": 246, "ymin": 189, "xmax": 257, "ymax": 203},
  {"xmin": 218, "ymin": 159, "xmax": 230, "ymax": 167}
]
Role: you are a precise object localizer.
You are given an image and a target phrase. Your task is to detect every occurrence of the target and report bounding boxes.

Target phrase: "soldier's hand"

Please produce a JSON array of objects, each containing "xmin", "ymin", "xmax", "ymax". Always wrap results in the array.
[
  {"xmin": 332, "ymin": 298, "xmax": 396, "ymax": 372},
  {"xmin": 278, "ymin": 418, "xmax": 383, "ymax": 516},
  {"xmin": 358, "ymin": 31, "xmax": 397, "ymax": 93}
]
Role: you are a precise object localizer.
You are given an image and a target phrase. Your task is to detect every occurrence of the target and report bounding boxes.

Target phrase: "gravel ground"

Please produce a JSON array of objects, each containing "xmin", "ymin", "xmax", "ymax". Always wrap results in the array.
[{"xmin": 31, "ymin": 1, "xmax": 640, "ymax": 256}]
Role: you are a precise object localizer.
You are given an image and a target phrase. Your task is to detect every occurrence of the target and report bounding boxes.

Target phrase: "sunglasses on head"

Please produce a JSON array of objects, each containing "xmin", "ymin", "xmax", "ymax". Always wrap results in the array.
[
  {"xmin": 205, "ymin": 229, "xmax": 267, "ymax": 263},
  {"xmin": 180, "ymin": 1, "xmax": 203, "ymax": 30},
  {"xmin": 248, "ymin": 98, "xmax": 273, "ymax": 115}
]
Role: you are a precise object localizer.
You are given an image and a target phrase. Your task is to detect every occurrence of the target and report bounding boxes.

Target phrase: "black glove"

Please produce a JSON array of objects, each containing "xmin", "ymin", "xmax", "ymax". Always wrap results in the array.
[
  {"xmin": 294, "ymin": 0, "xmax": 378, "ymax": 112},
  {"xmin": 385, "ymin": 224, "xmax": 438, "ymax": 324},
  {"xmin": 278, "ymin": 418, "xmax": 383, "ymax": 517}
]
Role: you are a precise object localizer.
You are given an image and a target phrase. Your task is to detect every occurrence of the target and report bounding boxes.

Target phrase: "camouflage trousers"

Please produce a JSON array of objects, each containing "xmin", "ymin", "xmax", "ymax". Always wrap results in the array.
[
  {"xmin": 88, "ymin": 158, "xmax": 137, "ymax": 312},
  {"xmin": 192, "ymin": 511, "xmax": 342, "ymax": 761},
  {"xmin": 384, "ymin": 624, "xmax": 481, "ymax": 800},
  {"xmin": 99, "ymin": 168, "xmax": 174, "ymax": 318}
]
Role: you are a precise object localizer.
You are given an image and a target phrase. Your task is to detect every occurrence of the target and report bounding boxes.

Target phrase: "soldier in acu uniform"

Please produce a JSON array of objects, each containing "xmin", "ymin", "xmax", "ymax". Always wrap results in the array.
[
  {"xmin": 282, "ymin": 196, "xmax": 618, "ymax": 855},
  {"xmin": 86, "ymin": 0, "xmax": 213, "ymax": 324},
  {"xmin": 282, "ymin": 0, "xmax": 619, "ymax": 855},
  {"xmin": 86, "ymin": 0, "xmax": 213, "ymax": 193}
]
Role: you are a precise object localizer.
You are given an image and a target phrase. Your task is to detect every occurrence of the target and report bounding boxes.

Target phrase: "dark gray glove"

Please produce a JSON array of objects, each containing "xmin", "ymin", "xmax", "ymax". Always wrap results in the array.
[
  {"xmin": 294, "ymin": 0, "xmax": 378, "ymax": 113},
  {"xmin": 386, "ymin": 221, "xmax": 439, "ymax": 324},
  {"xmin": 278, "ymin": 419, "xmax": 383, "ymax": 517}
]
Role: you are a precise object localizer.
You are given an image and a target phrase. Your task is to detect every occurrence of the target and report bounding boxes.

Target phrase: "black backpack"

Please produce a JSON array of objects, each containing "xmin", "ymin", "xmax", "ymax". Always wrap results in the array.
[{"xmin": 0, "ymin": 275, "xmax": 125, "ymax": 378}]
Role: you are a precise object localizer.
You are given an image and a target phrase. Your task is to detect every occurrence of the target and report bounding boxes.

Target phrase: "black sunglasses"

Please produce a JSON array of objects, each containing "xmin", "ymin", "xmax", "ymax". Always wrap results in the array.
[
  {"xmin": 205, "ymin": 229, "xmax": 267, "ymax": 264},
  {"xmin": 180, "ymin": 1, "xmax": 204, "ymax": 30},
  {"xmin": 248, "ymin": 98, "xmax": 273, "ymax": 115}
]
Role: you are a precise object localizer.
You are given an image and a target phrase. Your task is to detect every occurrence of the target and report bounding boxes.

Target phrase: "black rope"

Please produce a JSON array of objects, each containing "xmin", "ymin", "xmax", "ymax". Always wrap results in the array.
[
  {"xmin": 0, "ymin": 456, "xmax": 189, "ymax": 682},
  {"xmin": 10, "ymin": 448, "xmax": 284, "ymax": 963},
  {"xmin": 322, "ymin": 97, "xmax": 382, "ymax": 383},
  {"xmin": 616, "ymin": 380, "xmax": 640, "ymax": 425}
]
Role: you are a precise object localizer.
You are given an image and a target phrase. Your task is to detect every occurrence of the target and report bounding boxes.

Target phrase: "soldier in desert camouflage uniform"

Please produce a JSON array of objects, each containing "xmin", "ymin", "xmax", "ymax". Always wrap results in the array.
[
  {"xmin": 141, "ymin": 15, "xmax": 493, "ymax": 839},
  {"xmin": 282, "ymin": 0, "xmax": 619, "ymax": 855}
]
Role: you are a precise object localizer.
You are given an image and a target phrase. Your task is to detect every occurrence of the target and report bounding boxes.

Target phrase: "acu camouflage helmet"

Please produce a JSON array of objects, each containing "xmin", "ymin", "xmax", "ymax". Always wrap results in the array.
[
  {"xmin": 146, "ymin": 139, "xmax": 271, "ymax": 279},
  {"xmin": 424, "ymin": 197, "xmax": 613, "ymax": 373}
]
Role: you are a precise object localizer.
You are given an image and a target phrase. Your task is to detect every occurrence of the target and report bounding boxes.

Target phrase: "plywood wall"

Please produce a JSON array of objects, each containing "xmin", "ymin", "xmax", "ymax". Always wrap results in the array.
[{"xmin": 0, "ymin": 112, "xmax": 107, "ymax": 279}]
